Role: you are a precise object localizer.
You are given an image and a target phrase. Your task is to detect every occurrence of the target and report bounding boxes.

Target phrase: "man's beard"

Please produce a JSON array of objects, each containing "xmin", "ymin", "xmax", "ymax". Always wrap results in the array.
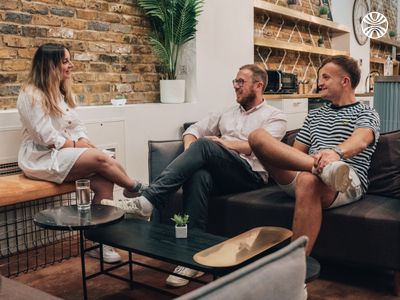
[{"xmin": 238, "ymin": 90, "xmax": 256, "ymax": 110}]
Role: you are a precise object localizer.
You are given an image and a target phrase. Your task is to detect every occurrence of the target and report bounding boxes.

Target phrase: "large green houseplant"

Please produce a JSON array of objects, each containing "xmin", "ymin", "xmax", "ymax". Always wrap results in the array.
[{"xmin": 137, "ymin": 0, "xmax": 204, "ymax": 103}]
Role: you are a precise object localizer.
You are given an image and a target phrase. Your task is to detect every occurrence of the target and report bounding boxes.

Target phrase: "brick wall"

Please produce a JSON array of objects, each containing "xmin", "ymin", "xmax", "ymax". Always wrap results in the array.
[{"xmin": 0, "ymin": 0, "xmax": 160, "ymax": 110}]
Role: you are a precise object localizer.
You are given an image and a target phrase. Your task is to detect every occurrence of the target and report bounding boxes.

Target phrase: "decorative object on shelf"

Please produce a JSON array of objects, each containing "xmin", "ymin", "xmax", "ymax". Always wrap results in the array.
[
  {"xmin": 111, "ymin": 95, "xmax": 127, "ymax": 106},
  {"xmin": 287, "ymin": 0, "xmax": 300, "ymax": 9},
  {"xmin": 171, "ymin": 213, "xmax": 189, "ymax": 238},
  {"xmin": 317, "ymin": 35, "xmax": 324, "ymax": 47},
  {"xmin": 389, "ymin": 31, "xmax": 396, "ymax": 39},
  {"xmin": 352, "ymin": 0, "xmax": 369, "ymax": 45},
  {"xmin": 137, "ymin": 0, "xmax": 203, "ymax": 104},
  {"xmin": 320, "ymin": 0, "xmax": 333, "ymax": 21},
  {"xmin": 319, "ymin": 5, "xmax": 329, "ymax": 19}
]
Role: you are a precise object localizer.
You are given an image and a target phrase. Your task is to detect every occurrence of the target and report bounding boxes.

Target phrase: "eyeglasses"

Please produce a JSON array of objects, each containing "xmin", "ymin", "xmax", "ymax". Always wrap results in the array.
[{"xmin": 232, "ymin": 79, "xmax": 259, "ymax": 87}]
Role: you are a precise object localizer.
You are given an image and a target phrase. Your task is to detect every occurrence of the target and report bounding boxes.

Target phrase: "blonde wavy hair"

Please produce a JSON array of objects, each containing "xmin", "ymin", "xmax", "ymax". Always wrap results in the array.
[{"xmin": 27, "ymin": 43, "xmax": 75, "ymax": 116}]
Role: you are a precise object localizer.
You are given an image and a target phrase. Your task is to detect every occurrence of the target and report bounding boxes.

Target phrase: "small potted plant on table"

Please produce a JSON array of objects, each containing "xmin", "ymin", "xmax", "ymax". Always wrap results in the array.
[{"xmin": 171, "ymin": 214, "xmax": 189, "ymax": 238}]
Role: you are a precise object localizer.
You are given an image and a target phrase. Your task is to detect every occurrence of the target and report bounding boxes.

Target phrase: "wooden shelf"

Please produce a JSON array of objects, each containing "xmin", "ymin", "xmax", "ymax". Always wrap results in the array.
[
  {"xmin": 254, "ymin": 37, "xmax": 349, "ymax": 56},
  {"xmin": 370, "ymin": 57, "xmax": 399, "ymax": 65},
  {"xmin": 254, "ymin": 0, "xmax": 350, "ymax": 34},
  {"xmin": 263, "ymin": 92, "xmax": 373, "ymax": 100},
  {"xmin": 371, "ymin": 37, "xmax": 400, "ymax": 49}
]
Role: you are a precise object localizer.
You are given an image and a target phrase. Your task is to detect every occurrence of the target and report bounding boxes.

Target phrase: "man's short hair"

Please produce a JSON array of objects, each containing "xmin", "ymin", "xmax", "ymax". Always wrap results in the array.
[
  {"xmin": 240, "ymin": 64, "xmax": 267, "ymax": 89},
  {"xmin": 320, "ymin": 55, "xmax": 361, "ymax": 89}
]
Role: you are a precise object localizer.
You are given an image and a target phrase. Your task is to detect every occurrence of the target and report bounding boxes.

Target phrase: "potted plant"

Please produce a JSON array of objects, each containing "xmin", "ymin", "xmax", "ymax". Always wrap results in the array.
[
  {"xmin": 319, "ymin": 5, "xmax": 329, "ymax": 19},
  {"xmin": 111, "ymin": 95, "xmax": 126, "ymax": 106},
  {"xmin": 171, "ymin": 213, "xmax": 189, "ymax": 238},
  {"xmin": 137, "ymin": 0, "xmax": 204, "ymax": 104},
  {"xmin": 317, "ymin": 35, "xmax": 324, "ymax": 47},
  {"xmin": 389, "ymin": 30, "xmax": 396, "ymax": 39}
]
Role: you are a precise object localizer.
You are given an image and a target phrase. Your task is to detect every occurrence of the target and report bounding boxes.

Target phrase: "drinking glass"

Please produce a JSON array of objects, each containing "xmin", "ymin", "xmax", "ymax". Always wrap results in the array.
[{"xmin": 75, "ymin": 179, "xmax": 91, "ymax": 211}]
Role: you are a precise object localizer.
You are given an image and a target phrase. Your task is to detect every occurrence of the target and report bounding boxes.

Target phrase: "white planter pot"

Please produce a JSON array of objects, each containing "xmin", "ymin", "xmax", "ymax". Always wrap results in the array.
[
  {"xmin": 175, "ymin": 225, "xmax": 188, "ymax": 238},
  {"xmin": 160, "ymin": 80, "xmax": 185, "ymax": 104}
]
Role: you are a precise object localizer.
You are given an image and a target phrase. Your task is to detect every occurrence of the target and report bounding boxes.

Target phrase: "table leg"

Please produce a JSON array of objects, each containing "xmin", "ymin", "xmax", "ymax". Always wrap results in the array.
[
  {"xmin": 79, "ymin": 230, "xmax": 88, "ymax": 300},
  {"xmin": 129, "ymin": 251, "xmax": 133, "ymax": 289}
]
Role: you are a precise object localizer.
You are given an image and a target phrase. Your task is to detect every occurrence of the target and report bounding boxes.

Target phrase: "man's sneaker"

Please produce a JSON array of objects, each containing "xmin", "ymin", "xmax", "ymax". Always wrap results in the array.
[
  {"xmin": 166, "ymin": 266, "xmax": 205, "ymax": 287},
  {"xmin": 88, "ymin": 244, "xmax": 121, "ymax": 264},
  {"xmin": 123, "ymin": 181, "xmax": 148, "ymax": 198},
  {"xmin": 316, "ymin": 161, "xmax": 351, "ymax": 193},
  {"xmin": 101, "ymin": 196, "xmax": 153, "ymax": 220}
]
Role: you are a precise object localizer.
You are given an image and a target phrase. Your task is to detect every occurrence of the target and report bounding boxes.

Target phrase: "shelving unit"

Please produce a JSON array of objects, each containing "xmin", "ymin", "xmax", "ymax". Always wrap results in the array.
[
  {"xmin": 370, "ymin": 38, "xmax": 400, "ymax": 75},
  {"xmin": 254, "ymin": 37, "xmax": 349, "ymax": 56},
  {"xmin": 253, "ymin": 1, "xmax": 350, "ymax": 56},
  {"xmin": 254, "ymin": 0, "xmax": 350, "ymax": 34},
  {"xmin": 254, "ymin": 0, "xmax": 351, "ymax": 95}
]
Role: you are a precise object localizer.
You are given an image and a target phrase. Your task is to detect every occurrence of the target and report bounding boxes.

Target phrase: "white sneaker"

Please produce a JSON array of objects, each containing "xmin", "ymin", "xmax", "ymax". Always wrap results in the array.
[
  {"xmin": 315, "ymin": 161, "xmax": 351, "ymax": 193},
  {"xmin": 101, "ymin": 196, "xmax": 153, "ymax": 220},
  {"xmin": 88, "ymin": 244, "xmax": 121, "ymax": 264},
  {"xmin": 166, "ymin": 266, "xmax": 205, "ymax": 287},
  {"xmin": 123, "ymin": 181, "xmax": 148, "ymax": 198}
]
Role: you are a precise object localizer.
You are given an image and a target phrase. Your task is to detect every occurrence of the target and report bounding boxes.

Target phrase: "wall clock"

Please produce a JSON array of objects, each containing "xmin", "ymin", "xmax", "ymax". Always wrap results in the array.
[{"xmin": 352, "ymin": 0, "xmax": 369, "ymax": 45}]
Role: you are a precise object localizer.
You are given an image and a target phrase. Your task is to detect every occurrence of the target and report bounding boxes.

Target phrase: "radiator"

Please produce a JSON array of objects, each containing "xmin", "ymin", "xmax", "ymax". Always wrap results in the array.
[{"xmin": 374, "ymin": 79, "xmax": 400, "ymax": 133}]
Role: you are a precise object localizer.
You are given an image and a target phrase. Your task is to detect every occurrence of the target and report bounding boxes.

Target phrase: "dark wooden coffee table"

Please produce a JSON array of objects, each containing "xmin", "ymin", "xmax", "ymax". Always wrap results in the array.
[{"xmin": 85, "ymin": 218, "xmax": 319, "ymax": 296}]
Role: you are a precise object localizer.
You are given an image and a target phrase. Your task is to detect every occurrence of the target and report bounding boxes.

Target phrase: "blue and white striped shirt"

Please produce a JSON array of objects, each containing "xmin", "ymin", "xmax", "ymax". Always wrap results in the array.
[{"xmin": 296, "ymin": 102, "xmax": 380, "ymax": 193}]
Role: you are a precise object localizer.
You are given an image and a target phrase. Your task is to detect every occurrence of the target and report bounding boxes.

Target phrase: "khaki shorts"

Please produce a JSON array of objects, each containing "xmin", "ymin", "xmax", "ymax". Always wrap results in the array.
[{"xmin": 278, "ymin": 167, "xmax": 363, "ymax": 209}]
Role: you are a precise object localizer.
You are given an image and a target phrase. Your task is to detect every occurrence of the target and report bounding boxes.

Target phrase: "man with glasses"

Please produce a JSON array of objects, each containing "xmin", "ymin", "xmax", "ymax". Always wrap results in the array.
[
  {"xmin": 102, "ymin": 64, "xmax": 287, "ymax": 286},
  {"xmin": 248, "ymin": 55, "xmax": 380, "ymax": 257}
]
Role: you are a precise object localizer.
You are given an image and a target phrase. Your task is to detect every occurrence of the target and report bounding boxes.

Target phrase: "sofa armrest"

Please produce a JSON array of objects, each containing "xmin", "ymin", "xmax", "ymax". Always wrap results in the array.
[
  {"xmin": 148, "ymin": 140, "xmax": 184, "ymax": 183},
  {"xmin": 176, "ymin": 236, "xmax": 308, "ymax": 300}
]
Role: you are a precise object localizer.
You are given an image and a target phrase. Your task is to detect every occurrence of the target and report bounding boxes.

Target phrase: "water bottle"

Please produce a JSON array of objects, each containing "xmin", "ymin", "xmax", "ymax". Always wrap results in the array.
[{"xmin": 384, "ymin": 55, "xmax": 393, "ymax": 76}]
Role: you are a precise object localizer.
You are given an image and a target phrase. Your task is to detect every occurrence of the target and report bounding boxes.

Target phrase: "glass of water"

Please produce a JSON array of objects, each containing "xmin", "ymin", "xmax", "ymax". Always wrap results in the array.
[{"xmin": 75, "ymin": 179, "xmax": 91, "ymax": 211}]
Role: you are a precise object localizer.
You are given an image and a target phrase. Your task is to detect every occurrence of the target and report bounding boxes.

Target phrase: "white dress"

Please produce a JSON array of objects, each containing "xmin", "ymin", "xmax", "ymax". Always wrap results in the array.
[{"xmin": 17, "ymin": 85, "xmax": 88, "ymax": 184}]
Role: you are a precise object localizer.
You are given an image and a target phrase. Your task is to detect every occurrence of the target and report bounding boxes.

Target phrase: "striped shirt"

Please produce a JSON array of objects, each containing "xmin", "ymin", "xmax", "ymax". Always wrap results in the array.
[{"xmin": 296, "ymin": 102, "xmax": 380, "ymax": 193}]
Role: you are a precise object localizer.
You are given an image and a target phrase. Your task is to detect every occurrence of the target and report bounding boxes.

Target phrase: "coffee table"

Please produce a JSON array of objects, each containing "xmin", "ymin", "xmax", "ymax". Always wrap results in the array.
[
  {"xmin": 85, "ymin": 218, "xmax": 319, "ymax": 296},
  {"xmin": 33, "ymin": 205, "xmax": 125, "ymax": 300}
]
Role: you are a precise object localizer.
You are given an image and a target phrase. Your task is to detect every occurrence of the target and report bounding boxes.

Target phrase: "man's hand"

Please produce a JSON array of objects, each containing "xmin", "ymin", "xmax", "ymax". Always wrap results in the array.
[
  {"xmin": 205, "ymin": 136, "xmax": 228, "ymax": 147},
  {"xmin": 205, "ymin": 136, "xmax": 252, "ymax": 155},
  {"xmin": 183, "ymin": 134, "xmax": 197, "ymax": 151},
  {"xmin": 312, "ymin": 149, "xmax": 341, "ymax": 174}
]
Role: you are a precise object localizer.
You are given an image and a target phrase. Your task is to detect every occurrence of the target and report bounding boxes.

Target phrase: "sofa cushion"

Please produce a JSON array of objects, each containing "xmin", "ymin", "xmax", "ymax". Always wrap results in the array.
[{"xmin": 368, "ymin": 130, "xmax": 400, "ymax": 198}]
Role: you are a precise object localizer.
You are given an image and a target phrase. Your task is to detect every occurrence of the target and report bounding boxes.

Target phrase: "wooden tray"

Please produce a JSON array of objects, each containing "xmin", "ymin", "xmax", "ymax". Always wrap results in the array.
[{"xmin": 193, "ymin": 226, "xmax": 292, "ymax": 267}]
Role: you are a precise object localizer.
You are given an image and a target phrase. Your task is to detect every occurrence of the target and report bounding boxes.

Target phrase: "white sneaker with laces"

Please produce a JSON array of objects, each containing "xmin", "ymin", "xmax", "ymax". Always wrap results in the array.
[
  {"xmin": 88, "ymin": 244, "xmax": 121, "ymax": 264},
  {"xmin": 123, "ymin": 181, "xmax": 149, "ymax": 198},
  {"xmin": 101, "ymin": 196, "xmax": 153, "ymax": 220},
  {"xmin": 314, "ymin": 161, "xmax": 352, "ymax": 193},
  {"xmin": 166, "ymin": 266, "xmax": 205, "ymax": 287}
]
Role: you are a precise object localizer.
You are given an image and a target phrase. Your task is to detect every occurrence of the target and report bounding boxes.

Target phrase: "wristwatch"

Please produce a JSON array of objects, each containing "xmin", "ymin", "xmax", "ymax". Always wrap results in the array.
[{"xmin": 331, "ymin": 146, "xmax": 344, "ymax": 159}]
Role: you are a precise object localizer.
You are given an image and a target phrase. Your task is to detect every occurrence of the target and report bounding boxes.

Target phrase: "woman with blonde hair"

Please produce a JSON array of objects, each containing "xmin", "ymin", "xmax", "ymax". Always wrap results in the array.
[{"xmin": 17, "ymin": 43, "xmax": 143, "ymax": 263}]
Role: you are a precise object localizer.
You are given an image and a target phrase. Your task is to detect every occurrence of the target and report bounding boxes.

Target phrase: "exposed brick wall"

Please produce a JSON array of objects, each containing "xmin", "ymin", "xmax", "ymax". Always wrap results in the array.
[
  {"xmin": 0, "ymin": 0, "xmax": 160, "ymax": 110},
  {"xmin": 255, "ymin": 0, "xmax": 399, "ymax": 92}
]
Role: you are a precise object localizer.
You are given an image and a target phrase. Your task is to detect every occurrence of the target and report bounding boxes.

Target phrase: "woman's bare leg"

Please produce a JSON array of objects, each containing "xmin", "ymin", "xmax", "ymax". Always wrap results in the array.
[
  {"xmin": 65, "ymin": 148, "xmax": 136, "ymax": 189},
  {"xmin": 89, "ymin": 174, "xmax": 114, "ymax": 204}
]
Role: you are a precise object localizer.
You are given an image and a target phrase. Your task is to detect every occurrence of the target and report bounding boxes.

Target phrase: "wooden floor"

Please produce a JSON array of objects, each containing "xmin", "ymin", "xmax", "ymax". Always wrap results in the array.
[{"xmin": 12, "ymin": 250, "xmax": 400, "ymax": 300}]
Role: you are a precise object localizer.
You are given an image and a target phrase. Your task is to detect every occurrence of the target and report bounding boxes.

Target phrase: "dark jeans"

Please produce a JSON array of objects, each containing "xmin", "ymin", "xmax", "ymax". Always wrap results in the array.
[{"xmin": 143, "ymin": 138, "xmax": 264, "ymax": 231}]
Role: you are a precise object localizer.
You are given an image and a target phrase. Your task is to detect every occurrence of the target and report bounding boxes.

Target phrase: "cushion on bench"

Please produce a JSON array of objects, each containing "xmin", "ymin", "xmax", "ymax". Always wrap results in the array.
[{"xmin": 0, "ymin": 174, "xmax": 74, "ymax": 206}]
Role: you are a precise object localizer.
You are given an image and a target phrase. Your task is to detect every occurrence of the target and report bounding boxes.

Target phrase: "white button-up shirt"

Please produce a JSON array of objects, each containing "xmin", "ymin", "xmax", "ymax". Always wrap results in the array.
[
  {"xmin": 17, "ymin": 85, "xmax": 88, "ymax": 183},
  {"xmin": 183, "ymin": 100, "xmax": 287, "ymax": 179}
]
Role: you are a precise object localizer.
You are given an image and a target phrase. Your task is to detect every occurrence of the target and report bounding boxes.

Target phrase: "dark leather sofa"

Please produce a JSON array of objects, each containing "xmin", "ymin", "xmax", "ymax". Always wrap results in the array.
[{"xmin": 148, "ymin": 129, "xmax": 400, "ymax": 294}]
